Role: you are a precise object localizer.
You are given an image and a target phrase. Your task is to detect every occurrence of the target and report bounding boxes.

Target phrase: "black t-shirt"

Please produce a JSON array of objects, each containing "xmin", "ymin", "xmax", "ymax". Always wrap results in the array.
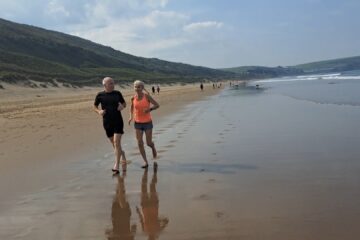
[{"xmin": 94, "ymin": 90, "xmax": 125, "ymax": 121}]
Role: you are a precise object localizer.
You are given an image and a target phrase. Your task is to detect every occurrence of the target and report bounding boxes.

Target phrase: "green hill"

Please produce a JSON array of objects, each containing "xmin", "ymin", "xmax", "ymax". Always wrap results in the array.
[
  {"xmin": 0, "ymin": 18, "xmax": 234, "ymax": 86},
  {"xmin": 222, "ymin": 66, "xmax": 303, "ymax": 79},
  {"xmin": 294, "ymin": 56, "xmax": 360, "ymax": 73},
  {"xmin": 222, "ymin": 56, "xmax": 360, "ymax": 78}
]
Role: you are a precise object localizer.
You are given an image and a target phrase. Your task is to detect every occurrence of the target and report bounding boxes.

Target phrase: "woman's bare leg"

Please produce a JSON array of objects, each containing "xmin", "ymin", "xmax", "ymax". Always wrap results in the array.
[
  {"xmin": 136, "ymin": 129, "xmax": 148, "ymax": 167},
  {"xmin": 145, "ymin": 129, "xmax": 157, "ymax": 159}
]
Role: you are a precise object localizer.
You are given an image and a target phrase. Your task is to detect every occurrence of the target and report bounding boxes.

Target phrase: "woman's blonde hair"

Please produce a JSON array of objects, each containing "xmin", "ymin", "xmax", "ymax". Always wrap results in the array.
[
  {"xmin": 134, "ymin": 80, "xmax": 150, "ymax": 94},
  {"xmin": 134, "ymin": 80, "xmax": 144, "ymax": 87}
]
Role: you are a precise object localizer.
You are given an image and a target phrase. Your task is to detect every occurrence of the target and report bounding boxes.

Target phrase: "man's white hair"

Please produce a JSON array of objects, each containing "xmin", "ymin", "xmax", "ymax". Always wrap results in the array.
[
  {"xmin": 102, "ymin": 77, "xmax": 114, "ymax": 85},
  {"xmin": 134, "ymin": 80, "xmax": 144, "ymax": 87}
]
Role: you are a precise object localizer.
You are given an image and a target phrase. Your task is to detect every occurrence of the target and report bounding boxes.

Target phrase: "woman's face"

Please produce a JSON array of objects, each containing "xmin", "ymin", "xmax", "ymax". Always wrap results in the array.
[{"xmin": 134, "ymin": 84, "xmax": 143, "ymax": 93}]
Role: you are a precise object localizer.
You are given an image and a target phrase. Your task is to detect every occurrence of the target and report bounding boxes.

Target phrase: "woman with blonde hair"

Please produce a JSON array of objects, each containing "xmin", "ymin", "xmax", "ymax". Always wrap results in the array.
[{"xmin": 129, "ymin": 80, "xmax": 160, "ymax": 168}]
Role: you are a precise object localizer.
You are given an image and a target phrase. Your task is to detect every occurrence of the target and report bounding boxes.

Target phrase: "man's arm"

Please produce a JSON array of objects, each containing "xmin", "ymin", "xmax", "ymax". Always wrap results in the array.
[
  {"xmin": 94, "ymin": 94, "xmax": 105, "ymax": 116},
  {"xmin": 118, "ymin": 92, "xmax": 127, "ymax": 110},
  {"xmin": 94, "ymin": 105, "xmax": 106, "ymax": 116}
]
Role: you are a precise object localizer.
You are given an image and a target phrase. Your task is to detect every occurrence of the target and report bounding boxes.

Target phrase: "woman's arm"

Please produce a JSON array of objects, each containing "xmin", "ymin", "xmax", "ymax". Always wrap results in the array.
[
  {"xmin": 146, "ymin": 94, "xmax": 160, "ymax": 112},
  {"xmin": 128, "ymin": 97, "xmax": 134, "ymax": 125}
]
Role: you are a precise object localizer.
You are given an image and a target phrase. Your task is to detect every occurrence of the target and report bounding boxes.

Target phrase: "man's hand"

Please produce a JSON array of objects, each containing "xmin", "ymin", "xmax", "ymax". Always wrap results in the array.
[
  {"xmin": 99, "ymin": 109, "xmax": 106, "ymax": 116},
  {"xmin": 118, "ymin": 103, "xmax": 125, "ymax": 111}
]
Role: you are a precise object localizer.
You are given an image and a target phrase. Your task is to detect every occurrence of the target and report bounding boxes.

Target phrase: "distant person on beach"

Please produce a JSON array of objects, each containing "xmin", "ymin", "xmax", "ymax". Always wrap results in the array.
[
  {"xmin": 152, "ymin": 86, "xmax": 155, "ymax": 95},
  {"xmin": 213, "ymin": 83, "xmax": 215, "ymax": 89},
  {"xmin": 156, "ymin": 85, "xmax": 160, "ymax": 94},
  {"xmin": 128, "ymin": 80, "xmax": 159, "ymax": 168},
  {"xmin": 136, "ymin": 166, "xmax": 169, "ymax": 239},
  {"xmin": 200, "ymin": 83, "xmax": 204, "ymax": 91},
  {"xmin": 94, "ymin": 77, "xmax": 127, "ymax": 174}
]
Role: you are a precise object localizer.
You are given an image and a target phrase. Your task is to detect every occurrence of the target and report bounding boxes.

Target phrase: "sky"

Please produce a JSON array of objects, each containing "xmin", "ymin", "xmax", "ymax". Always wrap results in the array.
[{"xmin": 0, "ymin": 0, "xmax": 359, "ymax": 68}]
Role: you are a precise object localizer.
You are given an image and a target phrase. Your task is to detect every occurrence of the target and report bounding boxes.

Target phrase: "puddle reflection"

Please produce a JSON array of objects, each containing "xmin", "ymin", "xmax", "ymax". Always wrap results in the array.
[
  {"xmin": 106, "ymin": 164, "xmax": 169, "ymax": 240},
  {"xmin": 137, "ymin": 164, "xmax": 169, "ymax": 240}
]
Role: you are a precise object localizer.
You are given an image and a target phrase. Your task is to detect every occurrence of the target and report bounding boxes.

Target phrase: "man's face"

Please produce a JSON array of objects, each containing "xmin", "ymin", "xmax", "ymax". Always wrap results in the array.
[{"xmin": 104, "ymin": 79, "xmax": 115, "ymax": 92}]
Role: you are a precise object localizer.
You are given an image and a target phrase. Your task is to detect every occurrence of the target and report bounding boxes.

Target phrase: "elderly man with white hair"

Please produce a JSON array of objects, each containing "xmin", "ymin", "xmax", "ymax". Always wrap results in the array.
[{"xmin": 94, "ymin": 77, "xmax": 127, "ymax": 173}]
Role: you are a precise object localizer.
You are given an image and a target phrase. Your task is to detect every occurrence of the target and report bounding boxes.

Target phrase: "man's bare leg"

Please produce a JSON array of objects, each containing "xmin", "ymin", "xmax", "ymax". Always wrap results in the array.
[
  {"xmin": 108, "ymin": 136, "xmax": 115, "ymax": 148},
  {"xmin": 112, "ymin": 134, "xmax": 123, "ymax": 171},
  {"xmin": 109, "ymin": 136, "xmax": 126, "ymax": 161}
]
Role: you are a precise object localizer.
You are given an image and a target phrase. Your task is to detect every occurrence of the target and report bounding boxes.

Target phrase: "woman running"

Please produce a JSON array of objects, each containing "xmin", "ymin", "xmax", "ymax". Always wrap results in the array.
[{"xmin": 129, "ymin": 80, "xmax": 160, "ymax": 168}]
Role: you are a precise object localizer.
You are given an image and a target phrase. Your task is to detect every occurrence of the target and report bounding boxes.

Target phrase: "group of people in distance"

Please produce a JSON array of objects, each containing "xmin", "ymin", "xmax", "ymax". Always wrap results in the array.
[
  {"xmin": 94, "ymin": 77, "xmax": 160, "ymax": 173},
  {"xmin": 151, "ymin": 85, "xmax": 161, "ymax": 95}
]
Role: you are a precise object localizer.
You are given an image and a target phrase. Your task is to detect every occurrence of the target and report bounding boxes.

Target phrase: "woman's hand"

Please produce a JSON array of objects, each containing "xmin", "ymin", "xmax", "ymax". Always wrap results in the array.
[{"xmin": 128, "ymin": 117, "xmax": 133, "ymax": 125}]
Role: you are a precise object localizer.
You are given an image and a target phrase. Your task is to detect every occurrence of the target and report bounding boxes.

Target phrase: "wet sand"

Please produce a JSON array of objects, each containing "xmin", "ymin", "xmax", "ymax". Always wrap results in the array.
[{"xmin": 1, "ymin": 81, "xmax": 360, "ymax": 239}]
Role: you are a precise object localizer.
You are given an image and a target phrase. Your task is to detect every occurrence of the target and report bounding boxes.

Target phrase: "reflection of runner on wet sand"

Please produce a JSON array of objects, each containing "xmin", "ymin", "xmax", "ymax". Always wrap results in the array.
[
  {"xmin": 106, "ymin": 174, "xmax": 136, "ymax": 240},
  {"xmin": 137, "ymin": 163, "xmax": 169, "ymax": 240}
]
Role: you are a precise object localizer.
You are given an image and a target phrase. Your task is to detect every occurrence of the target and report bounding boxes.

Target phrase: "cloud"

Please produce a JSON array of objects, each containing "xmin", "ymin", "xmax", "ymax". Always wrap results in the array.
[
  {"xmin": 183, "ymin": 21, "xmax": 223, "ymax": 32},
  {"xmin": 46, "ymin": 0, "xmax": 70, "ymax": 18},
  {"xmin": 0, "ymin": 0, "xmax": 227, "ymax": 66},
  {"xmin": 145, "ymin": 0, "xmax": 169, "ymax": 8},
  {"xmin": 70, "ymin": 9, "xmax": 190, "ymax": 57}
]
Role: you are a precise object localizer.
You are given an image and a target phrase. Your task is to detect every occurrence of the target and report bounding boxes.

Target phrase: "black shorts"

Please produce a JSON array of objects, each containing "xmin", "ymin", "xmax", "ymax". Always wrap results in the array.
[
  {"xmin": 103, "ymin": 119, "xmax": 124, "ymax": 138},
  {"xmin": 134, "ymin": 121, "xmax": 153, "ymax": 132}
]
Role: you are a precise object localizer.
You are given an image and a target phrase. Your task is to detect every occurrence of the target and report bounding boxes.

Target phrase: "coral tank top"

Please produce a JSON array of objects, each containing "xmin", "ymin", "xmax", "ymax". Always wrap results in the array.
[{"xmin": 133, "ymin": 94, "xmax": 152, "ymax": 123}]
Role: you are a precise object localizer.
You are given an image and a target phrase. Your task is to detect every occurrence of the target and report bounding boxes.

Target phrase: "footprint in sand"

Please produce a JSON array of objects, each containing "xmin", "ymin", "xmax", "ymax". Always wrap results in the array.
[
  {"xmin": 128, "ymin": 152, "xmax": 140, "ymax": 157},
  {"xmin": 215, "ymin": 211, "xmax": 225, "ymax": 218},
  {"xmin": 157, "ymin": 149, "xmax": 167, "ymax": 154},
  {"xmin": 214, "ymin": 141, "xmax": 223, "ymax": 144},
  {"xmin": 193, "ymin": 194, "xmax": 211, "ymax": 200},
  {"xmin": 45, "ymin": 209, "xmax": 60, "ymax": 216},
  {"xmin": 163, "ymin": 144, "xmax": 175, "ymax": 149},
  {"xmin": 14, "ymin": 226, "xmax": 36, "ymax": 238},
  {"xmin": 169, "ymin": 140, "xmax": 178, "ymax": 143}
]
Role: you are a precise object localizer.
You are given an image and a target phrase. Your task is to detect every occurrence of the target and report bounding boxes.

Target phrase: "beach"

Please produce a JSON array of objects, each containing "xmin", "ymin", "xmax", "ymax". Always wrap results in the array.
[
  {"xmin": 1, "ymin": 76, "xmax": 360, "ymax": 240},
  {"xmin": 0, "ymin": 83, "xmax": 221, "ymax": 212}
]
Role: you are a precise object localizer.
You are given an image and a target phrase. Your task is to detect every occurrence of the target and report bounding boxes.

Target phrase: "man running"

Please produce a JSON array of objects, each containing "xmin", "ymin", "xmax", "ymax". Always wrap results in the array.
[{"xmin": 94, "ymin": 77, "xmax": 127, "ymax": 173}]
